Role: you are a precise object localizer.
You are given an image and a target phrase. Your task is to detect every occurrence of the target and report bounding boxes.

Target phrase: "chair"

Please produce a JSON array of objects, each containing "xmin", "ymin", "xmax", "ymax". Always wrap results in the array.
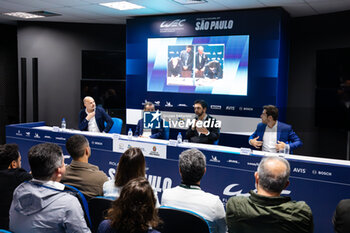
[
  {"xmin": 157, "ymin": 206, "xmax": 210, "ymax": 233},
  {"xmin": 64, "ymin": 184, "xmax": 92, "ymax": 228},
  {"xmin": 88, "ymin": 196, "xmax": 114, "ymax": 233},
  {"xmin": 106, "ymin": 117, "xmax": 123, "ymax": 134}
]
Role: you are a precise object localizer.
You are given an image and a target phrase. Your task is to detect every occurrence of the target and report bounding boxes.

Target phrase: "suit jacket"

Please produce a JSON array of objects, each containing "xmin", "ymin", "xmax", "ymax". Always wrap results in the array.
[
  {"xmin": 195, "ymin": 53, "xmax": 208, "ymax": 70},
  {"xmin": 204, "ymin": 61, "xmax": 223, "ymax": 79},
  {"xmin": 79, "ymin": 106, "xmax": 113, "ymax": 133},
  {"xmin": 167, "ymin": 60, "xmax": 182, "ymax": 77},
  {"xmin": 134, "ymin": 118, "xmax": 165, "ymax": 139},
  {"xmin": 186, "ymin": 114, "xmax": 220, "ymax": 144},
  {"xmin": 180, "ymin": 50, "xmax": 194, "ymax": 70},
  {"xmin": 249, "ymin": 122, "xmax": 303, "ymax": 153}
]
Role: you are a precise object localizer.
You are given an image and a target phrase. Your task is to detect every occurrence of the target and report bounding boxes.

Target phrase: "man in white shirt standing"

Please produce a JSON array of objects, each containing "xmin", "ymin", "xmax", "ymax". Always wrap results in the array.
[
  {"xmin": 161, "ymin": 148, "xmax": 226, "ymax": 233},
  {"xmin": 249, "ymin": 105, "xmax": 303, "ymax": 153},
  {"xmin": 78, "ymin": 96, "xmax": 114, "ymax": 133}
]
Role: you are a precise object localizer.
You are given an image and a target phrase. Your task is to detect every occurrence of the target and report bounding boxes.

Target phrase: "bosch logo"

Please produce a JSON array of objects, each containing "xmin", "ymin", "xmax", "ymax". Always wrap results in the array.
[{"xmin": 160, "ymin": 19, "xmax": 186, "ymax": 28}]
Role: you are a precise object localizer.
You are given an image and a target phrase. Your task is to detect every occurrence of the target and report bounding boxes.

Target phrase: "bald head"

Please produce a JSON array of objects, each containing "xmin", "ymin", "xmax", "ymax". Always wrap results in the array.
[
  {"xmin": 83, "ymin": 96, "xmax": 95, "ymax": 113},
  {"xmin": 256, "ymin": 156, "xmax": 290, "ymax": 194}
]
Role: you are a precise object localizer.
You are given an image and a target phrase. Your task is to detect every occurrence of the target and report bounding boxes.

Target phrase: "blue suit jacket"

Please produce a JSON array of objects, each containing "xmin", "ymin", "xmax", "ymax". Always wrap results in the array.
[
  {"xmin": 134, "ymin": 118, "xmax": 165, "ymax": 139},
  {"xmin": 249, "ymin": 122, "xmax": 303, "ymax": 153},
  {"xmin": 79, "ymin": 106, "xmax": 114, "ymax": 133}
]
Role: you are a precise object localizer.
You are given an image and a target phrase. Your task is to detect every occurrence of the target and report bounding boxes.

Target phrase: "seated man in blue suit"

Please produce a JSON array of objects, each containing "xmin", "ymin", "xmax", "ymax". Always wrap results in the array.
[
  {"xmin": 135, "ymin": 102, "xmax": 165, "ymax": 139},
  {"xmin": 249, "ymin": 105, "xmax": 302, "ymax": 153},
  {"xmin": 79, "ymin": 96, "xmax": 114, "ymax": 133}
]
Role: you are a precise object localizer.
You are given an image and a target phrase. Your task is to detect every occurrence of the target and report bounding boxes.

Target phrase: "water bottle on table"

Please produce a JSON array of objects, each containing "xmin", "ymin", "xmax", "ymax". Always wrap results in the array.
[
  {"xmin": 61, "ymin": 118, "xmax": 66, "ymax": 131},
  {"xmin": 177, "ymin": 132, "xmax": 182, "ymax": 144},
  {"xmin": 128, "ymin": 128, "xmax": 133, "ymax": 140}
]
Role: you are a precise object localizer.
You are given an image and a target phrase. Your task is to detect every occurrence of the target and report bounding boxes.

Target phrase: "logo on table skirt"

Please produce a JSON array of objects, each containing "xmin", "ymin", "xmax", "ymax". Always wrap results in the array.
[
  {"xmin": 210, "ymin": 155, "xmax": 220, "ymax": 163},
  {"xmin": 149, "ymin": 146, "xmax": 160, "ymax": 156},
  {"xmin": 16, "ymin": 130, "xmax": 23, "ymax": 136},
  {"xmin": 144, "ymin": 110, "xmax": 162, "ymax": 129},
  {"xmin": 152, "ymin": 146, "xmax": 157, "ymax": 152}
]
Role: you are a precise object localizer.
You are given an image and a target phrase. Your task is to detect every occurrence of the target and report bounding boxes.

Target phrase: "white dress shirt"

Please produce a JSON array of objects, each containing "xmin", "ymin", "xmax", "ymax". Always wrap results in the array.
[
  {"xmin": 85, "ymin": 109, "xmax": 100, "ymax": 132},
  {"xmin": 262, "ymin": 121, "xmax": 278, "ymax": 153}
]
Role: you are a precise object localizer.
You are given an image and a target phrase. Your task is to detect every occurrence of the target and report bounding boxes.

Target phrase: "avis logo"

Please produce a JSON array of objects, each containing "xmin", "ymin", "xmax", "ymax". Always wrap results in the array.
[
  {"xmin": 293, "ymin": 168, "xmax": 306, "ymax": 174},
  {"xmin": 160, "ymin": 19, "xmax": 186, "ymax": 28}
]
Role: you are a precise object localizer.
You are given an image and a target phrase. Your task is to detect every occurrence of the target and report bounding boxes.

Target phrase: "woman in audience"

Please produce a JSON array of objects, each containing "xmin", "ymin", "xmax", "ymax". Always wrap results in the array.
[
  {"xmin": 103, "ymin": 147, "xmax": 159, "ymax": 206},
  {"xmin": 98, "ymin": 177, "xmax": 161, "ymax": 233}
]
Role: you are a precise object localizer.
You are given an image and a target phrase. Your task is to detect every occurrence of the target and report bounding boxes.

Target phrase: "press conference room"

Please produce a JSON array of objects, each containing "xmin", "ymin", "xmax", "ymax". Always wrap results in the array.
[{"xmin": 1, "ymin": 1, "xmax": 350, "ymax": 233}]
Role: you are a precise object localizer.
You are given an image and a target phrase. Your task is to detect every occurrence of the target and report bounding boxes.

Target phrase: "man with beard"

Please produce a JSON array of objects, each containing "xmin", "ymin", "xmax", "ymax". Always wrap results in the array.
[{"xmin": 185, "ymin": 100, "xmax": 220, "ymax": 144}]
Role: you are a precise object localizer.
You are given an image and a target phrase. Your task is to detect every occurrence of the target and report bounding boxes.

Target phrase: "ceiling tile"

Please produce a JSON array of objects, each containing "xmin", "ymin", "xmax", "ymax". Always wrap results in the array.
[{"xmin": 307, "ymin": 0, "xmax": 350, "ymax": 14}]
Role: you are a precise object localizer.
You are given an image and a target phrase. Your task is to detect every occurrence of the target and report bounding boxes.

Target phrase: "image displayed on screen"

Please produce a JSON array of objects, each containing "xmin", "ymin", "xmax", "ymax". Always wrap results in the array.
[{"xmin": 148, "ymin": 35, "xmax": 249, "ymax": 95}]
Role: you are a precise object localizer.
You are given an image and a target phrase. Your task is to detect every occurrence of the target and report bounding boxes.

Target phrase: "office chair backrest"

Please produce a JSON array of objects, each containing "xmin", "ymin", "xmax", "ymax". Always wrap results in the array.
[
  {"xmin": 107, "ymin": 117, "xmax": 123, "ymax": 134},
  {"xmin": 64, "ymin": 184, "xmax": 92, "ymax": 228},
  {"xmin": 157, "ymin": 206, "xmax": 210, "ymax": 233},
  {"xmin": 88, "ymin": 196, "xmax": 114, "ymax": 233}
]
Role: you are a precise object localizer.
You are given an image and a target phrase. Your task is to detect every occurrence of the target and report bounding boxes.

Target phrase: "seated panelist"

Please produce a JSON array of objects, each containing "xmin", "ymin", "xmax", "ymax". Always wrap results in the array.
[
  {"xmin": 79, "ymin": 96, "xmax": 114, "ymax": 133},
  {"xmin": 134, "ymin": 102, "xmax": 165, "ymax": 139}
]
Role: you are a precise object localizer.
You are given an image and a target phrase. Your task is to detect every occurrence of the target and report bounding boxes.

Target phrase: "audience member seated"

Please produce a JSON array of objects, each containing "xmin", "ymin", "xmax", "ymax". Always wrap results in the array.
[
  {"xmin": 161, "ymin": 148, "xmax": 226, "ymax": 233},
  {"xmin": 9, "ymin": 143, "xmax": 91, "ymax": 233},
  {"xmin": 0, "ymin": 144, "xmax": 32, "ymax": 230},
  {"xmin": 135, "ymin": 102, "xmax": 165, "ymax": 139},
  {"xmin": 226, "ymin": 156, "xmax": 313, "ymax": 233},
  {"xmin": 333, "ymin": 199, "xmax": 350, "ymax": 233},
  {"xmin": 98, "ymin": 177, "xmax": 161, "ymax": 233},
  {"xmin": 103, "ymin": 147, "xmax": 159, "ymax": 206},
  {"xmin": 61, "ymin": 135, "xmax": 108, "ymax": 199}
]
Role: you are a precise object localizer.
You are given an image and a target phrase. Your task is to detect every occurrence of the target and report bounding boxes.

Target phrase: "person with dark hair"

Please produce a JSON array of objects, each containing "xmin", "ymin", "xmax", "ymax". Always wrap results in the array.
[
  {"xmin": 333, "ymin": 199, "xmax": 350, "ymax": 233},
  {"xmin": 180, "ymin": 45, "xmax": 194, "ymax": 77},
  {"xmin": 204, "ymin": 60, "xmax": 223, "ymax": 79},
  {"xmin": 161, "ymin": 149, "xmax": 226, "ymax": 233},
  {"xmin": 226, "ymin": 156, "xmax": 313, "ymax": 233},
  {"xmin": 9, "ymin": 143, "xmax": 91, "ymax": 233},
  {"xmin": 249, "ymin": 105, "xmax": 303, "ymax": 153},
  {"xmin": 186, "ymin": 99, "xmax": 220, "ymax": 144},
  {"xmin": 135, "ymin": 102, "xmax": 165, "ymax": 139},
  {"xmin": 61, "ymin": 134, "xmax": 108, "ymax": 199},
  {"xmin": 98, "ymin": 177, "xmax": 161, "ymax": 233},
  {"xmin": 0, "ymin": 144, "xmax": 32, "ymax": 229},
  {"xmin": 79, "ymin": 96, "xmax": 114, "ymax": 133},
  {"xmin": 103, "ymin": 147, "xmax": 159, "ymax": 206}
]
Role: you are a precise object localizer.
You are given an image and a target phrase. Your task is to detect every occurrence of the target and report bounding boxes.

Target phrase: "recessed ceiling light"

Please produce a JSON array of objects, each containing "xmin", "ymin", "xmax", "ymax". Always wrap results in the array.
[
  {"xmin": 2, "ymin": 12, "xmax": 45, "ymax": 19},
  {"xmin": 172, "ymin": 0, "xmax": 207, "ymax": 5},
  {"xmin": 100, "ymin": 1, "xmax": 145, "ymax": 10}
]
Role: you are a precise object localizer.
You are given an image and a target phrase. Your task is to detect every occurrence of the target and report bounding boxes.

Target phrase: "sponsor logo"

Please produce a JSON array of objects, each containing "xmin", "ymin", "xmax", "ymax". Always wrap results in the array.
[
  {"xmin": 149, "ymin": 146, "xmax": 160, "ymax": 156},
  {"xmin": 92, "ymin": 141, "xmax": 103, "ymax": 146},
  {"xmin": 109, "ymin": 161, "xmax": 117, "ymax": 166},
  {"xmin": 160, "ymin": 19, "xmax": 186, "ymax": 28},
  {"xmin": 210, "ymin": 105, "xmax": 222, "ymax": 110},
  {"xmin": 154, "ymin": 101, "xmax": 160, "ymax": 106},
  {"xmin": 25, "ymin": 132, "xmax": 31, "ymax": 137},
  {"xmin": 210, "ymin": 155, "xmax": 220, "ymax": 163},
  {"xmin": 243, "ymin": 107, "xmax": 253, "ymax": 111},
  {"xmin": 293, "ymin": 168, "xmax": 306, "ymax": 174},
  {"xmin": 227, "ymin": 159, "xmax": 239, "ymax": 164},
  {"xmin": 34, "ymin": 133, "xmax": 40, "ymax": 139},
  {"xmin": 165, "ymin": 101, "xmax": 173, "ymax": 107},
  {"xmin": 247, "ymin": 162, "xmax": 259, "ymax": 167},
  {"xmin": 44, "ymin": 135, "xmax": 52, "ymax": 139},
  {"xmin": 312, "ymin": 170, "xmax": 332, "ymax": 176},
  {"xmin": 195, "ymin": 19, "xmax": 234, "ymax": 31},
  {"xmin": 223, "ymin": 184, "xmax": 291, "ymax": 196},
  {"xmin": 226, "ymin": 106, "xmax": 235, "ymax": 111},
  {"xmin": 16, "ymin": 130, "xmax": 23, "ymax": 136},
  {"xmin": 142, "ymin": 100, "xmax": 149, "ymax": 106},
  {"xmin": 177, "ymin": 103, "xmax": 188, "ymax": 107},
  {"xmin": 55, "ymin": 137, "xmax": 66, "ymax": 141}
]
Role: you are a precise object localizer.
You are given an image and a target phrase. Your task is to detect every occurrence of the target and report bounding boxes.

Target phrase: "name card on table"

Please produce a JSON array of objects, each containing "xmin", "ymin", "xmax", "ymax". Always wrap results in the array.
[{"xmin": 240, "ymin": 147, "xmax": 252, "ymax": 155}]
